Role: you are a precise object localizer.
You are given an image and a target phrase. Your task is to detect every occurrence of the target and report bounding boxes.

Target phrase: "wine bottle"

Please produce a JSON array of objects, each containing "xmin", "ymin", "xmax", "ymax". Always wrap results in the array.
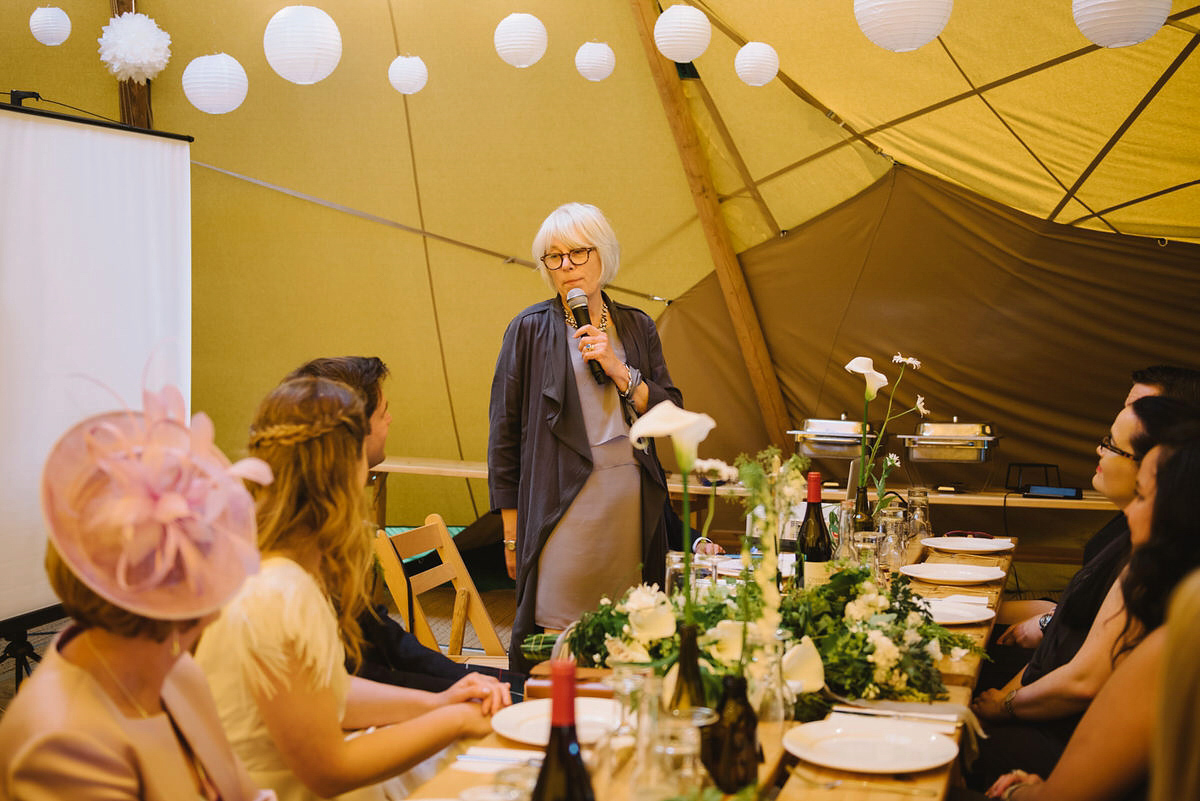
[
  {"xmin": 708, "ymin": 675, "xmax": 759, "ymax": 793},
  {"xmin": 799, "ymin": 472, "xmax": 834, "ymax": 563},
  {"xmin": 531, "ymin": 660, "xmax": 596, "ymax": 801}
]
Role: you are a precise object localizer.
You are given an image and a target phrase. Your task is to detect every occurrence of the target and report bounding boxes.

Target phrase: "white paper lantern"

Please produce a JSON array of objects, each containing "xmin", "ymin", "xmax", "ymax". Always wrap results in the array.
[
  {"xmin": 30, "ymin": 7, "xmax": 71, "ymax": 46},
  {"xmin": 735, "ymin": 42, "xmax": 779, "ymax": 86},
  {"xmin": 182, "ymin": 54, "xmax": 248, "ymax": 114},
  {"xmin": 388, "ymin": 55, "xmax": 428, "ymax": 94},
  {"xmin": 653, "ymin": 4, "xmax": 711, "ymax": 63},
  {"xmin": 854, "ymin": 0, "xmax": 953, "ymax": 53},
  {"xmin": 494, "ymin": 13, "xmax": 547, "ymax": 68},
  {"xmin": 575, "ymin": 42, "xmax": 615, "ymax": 81},
  {"xmin": 263, "ymin": 5, "xmax": 342, "ymax": 85},
  {"xmin": 1073, "ymin": 0, "xmax": 1170, "ymax": 47}
]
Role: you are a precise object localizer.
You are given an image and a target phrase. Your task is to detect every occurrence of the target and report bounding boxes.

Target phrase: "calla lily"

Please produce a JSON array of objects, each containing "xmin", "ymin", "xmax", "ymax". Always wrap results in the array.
[
  {"xmin": 701, "ymin": 619, "xmax": 745, "ymax": 670},
  {"xmin": 629, "ymin": 400, "xmax": 715, "ymax": 472},
  {"xmin": 782, "ymin": 634, "xmax": 825, "ymax": 692},
  {"xmin": 627, "ymin": 600, "xmax": 677, "ymax": 643},
  {"xmin": 844, "ymin": 357, "xmax": 889, "ymax": 401},
  {"xmin": 604, "ymin": 635, "xmax": 651, "ymax": 665}
]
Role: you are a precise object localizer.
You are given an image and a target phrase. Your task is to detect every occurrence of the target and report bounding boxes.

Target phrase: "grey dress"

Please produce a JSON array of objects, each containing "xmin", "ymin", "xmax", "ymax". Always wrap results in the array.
[{"xmin": 535, "ymin": 322, "xmax": 642, "ymax": 629}]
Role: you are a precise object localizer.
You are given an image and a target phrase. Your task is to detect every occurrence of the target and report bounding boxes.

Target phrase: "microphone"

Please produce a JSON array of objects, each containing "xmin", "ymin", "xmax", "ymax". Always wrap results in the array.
[{"xmin": 566, "ymin": 288, "xmax": 607, "ymax": 385}]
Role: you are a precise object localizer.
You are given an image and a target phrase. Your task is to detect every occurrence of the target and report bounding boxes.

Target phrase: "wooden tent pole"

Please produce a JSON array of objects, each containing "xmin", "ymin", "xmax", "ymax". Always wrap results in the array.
[
  {"xmin": 629, "ymin": 0, "xmax": 791, "ymax": 447},
  {"xmin": 110, "ymin": 0, "xmax": 153, "ymax": 129}
]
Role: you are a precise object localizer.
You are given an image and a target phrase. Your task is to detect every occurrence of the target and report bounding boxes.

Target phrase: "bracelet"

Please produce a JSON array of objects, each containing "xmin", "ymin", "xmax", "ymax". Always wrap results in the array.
[
  {"xmin": 620, "ymin": 363, "xmax": 643, "ymax": 400},
  {"xmin": 1003, "ymin": 688, "xmax": 1019, "ymax": 718},
  {"xmin": 1038, "ymin": 612, "xmax": 1053, "ymax": 631}
]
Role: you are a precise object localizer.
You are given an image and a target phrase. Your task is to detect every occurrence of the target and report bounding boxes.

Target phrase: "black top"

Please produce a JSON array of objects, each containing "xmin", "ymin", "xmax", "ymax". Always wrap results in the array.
[{"xmin": 1023, "ymin": 514, "xmax": 1130, "ymax": 685}]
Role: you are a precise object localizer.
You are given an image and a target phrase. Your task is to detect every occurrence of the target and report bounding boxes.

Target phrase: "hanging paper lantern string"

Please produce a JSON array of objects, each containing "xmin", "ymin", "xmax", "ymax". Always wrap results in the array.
[
  {"xmin": 388, "ymin": 55, "xmax": 428, "ymax": 94},
  {"xmin": 30, "ymin": 7, "xmax": 71, "ymax": 46},
  {"xmin": 653, "ymin": 4, "xmax": 711, "ymax": 63},
  {"xmin": 735, "ymin": 42, "xmax": 779, "ymax": 86},
  {"xmin": 494, "ymin": 13, "xmax": 547, "ymax": 68},
  {"xmin": 263, "ymin": 5, "xmax": 342, "ymax": 85},
  {"xmin": 98, "ymin": 12, "xmax": 172, "ymax": 84},
  {"xmin": 1073, "ymin": 0, "xmax": 1170, "ymax": 48},
  {"xmin": 854, "ymin": 0, "xmax": 953, "ymax": 53},
  {"xmin": 575, "ymin": 42, "xmax": 615, "ymax": 82},
  {"xmin": 182, "ymin": 54, "xmax": 248, "ymax": 114}
]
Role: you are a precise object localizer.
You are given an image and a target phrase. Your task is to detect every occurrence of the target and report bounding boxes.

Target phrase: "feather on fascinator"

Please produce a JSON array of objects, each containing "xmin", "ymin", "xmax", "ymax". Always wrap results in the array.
[{"xmin": 42, "ymin": 386, "xmax": 273, "ymax": 620}]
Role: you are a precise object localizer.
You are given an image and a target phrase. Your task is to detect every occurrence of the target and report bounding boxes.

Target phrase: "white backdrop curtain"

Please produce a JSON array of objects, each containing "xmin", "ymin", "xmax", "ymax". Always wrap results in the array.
[{"xmin": 0, "ymin": 108, "xmax": 191, "ymax": 622}]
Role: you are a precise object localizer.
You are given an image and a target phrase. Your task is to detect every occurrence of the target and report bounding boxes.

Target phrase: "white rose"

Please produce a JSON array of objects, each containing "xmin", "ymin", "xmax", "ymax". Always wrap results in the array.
[
  {"xmin": 628, "ymin": 601, "xmax": 677, "ymax": 643},
  {"xmin": 620, "ymin": 583, "xmax": 666, "ymax": 614},
  {"xmin": 604, "ymin": 635, "xmax": 651, "ymax": 666},
  {"xmin": 925, "ymin": 638, "xmax": 943, "ymax": 661}
]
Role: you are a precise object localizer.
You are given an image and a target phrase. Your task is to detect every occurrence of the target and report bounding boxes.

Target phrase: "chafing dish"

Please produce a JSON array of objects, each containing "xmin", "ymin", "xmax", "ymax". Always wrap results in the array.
[
  {"xmin": 896, "ymin": 418, "xmax": 998, "ymax": 462},
  {"xmin": 789, "ymin": 416, "xmax": 877, "ymax": 460}
]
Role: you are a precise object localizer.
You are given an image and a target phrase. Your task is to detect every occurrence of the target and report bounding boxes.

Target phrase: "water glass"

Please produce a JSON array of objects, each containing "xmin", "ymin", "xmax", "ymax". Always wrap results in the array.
[
  {"xmin": 853, "ymin": 531, "xmax": 880, "ymax": 574},
  {"xmin": 907, "ymin": 487, "xmax": 932, "ymax": 543},
  {"xmin": 631, "ymin": 707, "xmax": 717, "ymax": 800},
  {"xmin": 877, "ymin": 531, "xmax": 905, "ymax": 588},
  {"xmin": 834, "ymin": 499, "xmax": 856, "ymax": 561}
]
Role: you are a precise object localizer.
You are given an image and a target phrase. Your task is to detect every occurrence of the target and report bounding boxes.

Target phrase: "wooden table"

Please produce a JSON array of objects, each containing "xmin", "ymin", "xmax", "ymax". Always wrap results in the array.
[{"xmin": 410, "ymin": 540, "xmax": 1009, "ymax": 800}]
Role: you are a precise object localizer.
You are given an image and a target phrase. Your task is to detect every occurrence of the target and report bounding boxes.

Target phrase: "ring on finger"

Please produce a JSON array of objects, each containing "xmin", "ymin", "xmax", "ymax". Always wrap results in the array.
[{"xmin": 585, "ymin": 344, "xmax": 594, "ymax": 352}]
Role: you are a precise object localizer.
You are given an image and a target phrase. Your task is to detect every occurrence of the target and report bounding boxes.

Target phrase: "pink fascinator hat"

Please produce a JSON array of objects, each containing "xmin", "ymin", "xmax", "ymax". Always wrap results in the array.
[{"xmin": 41, "ymin": 386, "xmax": 274, "ymax": 621}]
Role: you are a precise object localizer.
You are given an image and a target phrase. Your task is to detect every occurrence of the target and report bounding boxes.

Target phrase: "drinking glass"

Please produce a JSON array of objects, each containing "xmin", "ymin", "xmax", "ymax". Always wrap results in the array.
[
  {"xmin": 834, "ymin": 499, "xmax": 856, "ymax": 561},
  {"xmin": 907, "ymin": 487, "xmax": 932, "ymax": 543},
  {"xmin": 601, "ymin": 664, "xmax": 652, "ymax": 776},
  {"xmin": 877, "ymin": 531, "xmax": 905, "ymax": 588},
  {"xmin": 853, "ymin": 531, "xmax": 880, "ymax": 574},
  {"xmin": 631, "ymin": 707, "xmax": 718, "ymax": 800}
]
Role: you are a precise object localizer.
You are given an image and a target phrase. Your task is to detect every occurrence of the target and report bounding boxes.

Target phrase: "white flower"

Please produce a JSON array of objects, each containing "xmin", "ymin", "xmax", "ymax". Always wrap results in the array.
[
  {"xmin": 845, "ymin": 591, "xmax": 889, "ymax": 622},
  {"xmin": 628, "ymin": 600, "xmax": 676, "ymax": 643},
  {"xmin": 845, "ymin": 357, "xmax": 889, "ymax": 401},
  {"xmin": 701, "ymin": 619, "xmax": 745, "ymax": 669},
  {"xmin": 782, "ymin": 635, "xmax": 825, "ymax": 692},
  {"xmin": 925, "ymin": 638, "xmax": 943, "ymax": 661},
  {"xmin": 618, "ymin": 583, "xmax": 666, "ymax": 614},
  {"xmin": 885, "ymin": 453, "xmax": 901, "ymax": 468},
  {"xmin": 629, "ymin": 401, "xmax": 716, "ymax": 472},
  {"xmin": 950, "ymin": 647, "xmax": 969, "ymax": 661},
  {"xmin": 903, "ymin": 626, "xmax": 922, "ymax": 646},
  {"xmin": 604, "ymin": 635, "xmax": 651, "ymax": 666},
  {"xmin": 915, "ymin": 395, "xmax": 929, "ymax": 416},
  {"xmin": 892, "ymin": 353, "xmax": 922, "ymax": 369},
  {"xmin": 693, "ymin": 457, "xmax": 739, "ymax": 483},
  {"xmin": 600, "ymin": 597, "xmax": 611, "ymax": 606},
  {"xmin": 867, "ymin": 630, "xmax": 901, "ymax": 683}
]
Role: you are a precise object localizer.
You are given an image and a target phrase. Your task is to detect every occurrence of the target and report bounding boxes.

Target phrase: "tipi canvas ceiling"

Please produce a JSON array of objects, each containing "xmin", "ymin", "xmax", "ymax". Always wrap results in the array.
[{"xmin": 3, "ymin": 1, "xmax": 1198, "ymax": 526}]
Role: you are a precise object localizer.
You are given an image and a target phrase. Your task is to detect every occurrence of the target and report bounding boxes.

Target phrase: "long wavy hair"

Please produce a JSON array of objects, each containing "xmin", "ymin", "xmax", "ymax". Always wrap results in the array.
[
  {"xmin": 247, "ymin": 376, "xmax": 372, "ymax": 668},
  {"xmin": 1117, "ymin": 422, "xmax": 1200, "ymax": 656}
]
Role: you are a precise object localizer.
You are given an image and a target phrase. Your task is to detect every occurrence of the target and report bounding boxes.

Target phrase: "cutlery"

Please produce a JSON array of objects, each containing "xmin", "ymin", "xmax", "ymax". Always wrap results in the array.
[
  {"xmin": 830, "ymin": 705, "xmax": 961, "ymax": 726},
  {"xmin": 455, "ymin": 753, "xmax": 542, "ymax": 765},
  {"xmin": 789, "ymin": 767, "xmax": 939, "ymax": 795}
]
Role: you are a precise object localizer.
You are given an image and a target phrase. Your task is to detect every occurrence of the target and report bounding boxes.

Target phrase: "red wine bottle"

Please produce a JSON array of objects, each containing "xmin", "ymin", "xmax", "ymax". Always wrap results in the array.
[
  {"xmin": 531, "ymin": 660, "xmax": 596, "ymax": 801},
  {"xmin": 799, "ymin": 472, "xmax": 833, "ymax": 563}
]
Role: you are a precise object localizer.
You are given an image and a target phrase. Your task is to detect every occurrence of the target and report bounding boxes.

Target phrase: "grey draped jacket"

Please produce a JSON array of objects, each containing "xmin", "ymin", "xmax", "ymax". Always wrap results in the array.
[{"xmin": 488, "ymin": 293, "xmax": 682, "ymax": 672}]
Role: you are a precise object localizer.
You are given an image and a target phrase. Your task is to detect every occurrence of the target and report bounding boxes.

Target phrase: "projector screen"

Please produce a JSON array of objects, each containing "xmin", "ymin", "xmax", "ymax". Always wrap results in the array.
[{"xmin": 0, "ymin": 107, "xmax": 191, "ymax": 623}]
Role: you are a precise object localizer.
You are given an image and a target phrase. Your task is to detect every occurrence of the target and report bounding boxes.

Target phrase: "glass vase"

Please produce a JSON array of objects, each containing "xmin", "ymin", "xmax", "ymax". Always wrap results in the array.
[
  {"xmin": 670, "ymin": 622, "xmax": 708, "ymax": 711},
  {"xmin": 707, "ymin": 675, "xmax": 759, "ymax": 793}
]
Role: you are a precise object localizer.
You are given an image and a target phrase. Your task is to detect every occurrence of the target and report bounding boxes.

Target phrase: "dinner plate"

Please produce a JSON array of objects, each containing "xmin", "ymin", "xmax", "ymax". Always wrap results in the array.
[
  {"xmin": 920, "ymin": 536, "xmax": 1014, "ymax": 554},
  {"xmin": 783, "ymin": 717, "xmax": 958, "ymax": 773},
  {"xmin": 900, "ymin": 563, "xmax": 1006, "ymax": 585},
  {"xmin": 490, "ymin": 697, "xmax": 620, "ymax": 746},
  {"xmin": 714, "ymin": 553, "xmax": 795, "ymax": 577},
  {"xmin": 925, "ymin": 599, "xmax": 997, "ymax": 625}
]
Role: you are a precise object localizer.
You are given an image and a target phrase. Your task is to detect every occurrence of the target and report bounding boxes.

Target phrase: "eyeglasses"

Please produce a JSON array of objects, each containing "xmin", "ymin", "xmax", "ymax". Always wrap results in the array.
[
  {"xmin": 1099, "ymin": 434, "xmax": 1137, "ymax": 461},
  {"xmin": 541, "ymin": 247, "xmax": 594, "ymax": 270}
]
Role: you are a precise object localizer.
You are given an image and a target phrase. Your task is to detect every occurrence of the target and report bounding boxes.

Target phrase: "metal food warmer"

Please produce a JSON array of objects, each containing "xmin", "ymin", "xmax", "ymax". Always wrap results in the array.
[
  {"xmin": 788, "ymin": 415, "xmax": 877, "ymax": 460},
  {"xmin": 895, "ymin": 418, "xmax": 998, "ymax": 463}
]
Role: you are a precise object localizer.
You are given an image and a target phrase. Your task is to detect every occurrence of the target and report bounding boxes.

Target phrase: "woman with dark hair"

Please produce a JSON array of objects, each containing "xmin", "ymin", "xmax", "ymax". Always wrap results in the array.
[
  {"xmin": 986, "ymin": 424, "xmax": 1200, "ymax": 801},
  {"xmin": 971, "ymin": 396, "xmax": 1200, "ymax": 783}
]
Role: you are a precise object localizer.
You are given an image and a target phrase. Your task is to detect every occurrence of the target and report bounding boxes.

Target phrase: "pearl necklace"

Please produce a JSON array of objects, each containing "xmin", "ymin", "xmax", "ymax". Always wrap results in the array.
[{"xmin": 562, "ymin": 301, "xmax": 609, "ymax": 332}]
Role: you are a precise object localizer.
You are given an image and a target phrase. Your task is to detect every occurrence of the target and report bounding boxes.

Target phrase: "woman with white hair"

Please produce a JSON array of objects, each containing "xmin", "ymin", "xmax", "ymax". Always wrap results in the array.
[{"xmin": 488, "ymin": 202, "xmax": 683, "ymax": 672}]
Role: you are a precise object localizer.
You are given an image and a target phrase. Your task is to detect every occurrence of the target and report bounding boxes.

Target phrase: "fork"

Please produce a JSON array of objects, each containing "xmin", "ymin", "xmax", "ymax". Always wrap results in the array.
[{"xmin": 789, "ymin": 767, "xmax": 939, "ymax": 796}]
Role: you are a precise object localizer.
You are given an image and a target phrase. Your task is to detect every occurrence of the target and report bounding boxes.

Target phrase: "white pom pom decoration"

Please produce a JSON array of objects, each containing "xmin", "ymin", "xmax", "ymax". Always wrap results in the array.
[
  {"xmin": 182, "ymin": 54, "xmax": 248, "ymax": 114},
  {"xmin": 653, "ymin": 4, "xmax": 711, "ymax": 63},
  {"xmin": 494, "ymin": 13, "xmax": 547, "ymax": 68},
  {"xmin": 1072, "ymin": 0, "xmax": 1170, "ymax": 48},
  {"xmin": 30, "ymin": 7, "xmax": 71, "ymax": 46},
  {"xmin": 734, "ymin": 42, "xmax": 779, "ymax": 86},
  {"xmin": 388, "ymin": 55, "xmax": 428, "ymax": 94},
  {"xmin": 97, "ymin": 12, "xmax": 172, "ymax": 83},
  {"xmin": 575, "ymin": 42, "xmax": 616, "ymax": 81},
  {"xmin": 853, "ymin": 0, "xmax": 953, "ymax": 53},
  {"xmin": 263, "ymin": 6, "xmax": 342, "ymax": 85}
]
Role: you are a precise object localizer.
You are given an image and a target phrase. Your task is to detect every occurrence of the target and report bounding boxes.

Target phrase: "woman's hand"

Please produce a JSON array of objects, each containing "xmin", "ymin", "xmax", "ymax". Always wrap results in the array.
[
  {"xmin": 573, "ymin": 325, "xmax": 624, "ymax": 381},
  {"xmin": 438, "ymin": 672, "xmax": 512, "ymax": 716},
  {"xmin": 986, "ymin": 770, "xmax": 1043, "ymax": 799},
  {"xmin": 971, "ymin": 688, "xmax": 1011, "ymax": 721},
  {"xmin": 997, "ymin": 614, "xmax": 1045, "ymax": 648},
  {"xmin": 453, "ymin": 702, "xmax": 496, "ymax": 739}
]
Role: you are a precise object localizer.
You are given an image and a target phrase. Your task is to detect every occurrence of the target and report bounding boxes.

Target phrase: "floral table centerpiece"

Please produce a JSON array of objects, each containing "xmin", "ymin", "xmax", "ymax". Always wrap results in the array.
[{"xmin": 844, "ymin": 353, "xmax": 930, "ymax": 522}]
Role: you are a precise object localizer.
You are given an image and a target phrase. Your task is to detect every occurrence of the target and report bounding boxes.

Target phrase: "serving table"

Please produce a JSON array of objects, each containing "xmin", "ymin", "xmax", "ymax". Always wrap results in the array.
[{"xmin": 410, "ymin": 539, "xmax": 1011, "ymax": 800}]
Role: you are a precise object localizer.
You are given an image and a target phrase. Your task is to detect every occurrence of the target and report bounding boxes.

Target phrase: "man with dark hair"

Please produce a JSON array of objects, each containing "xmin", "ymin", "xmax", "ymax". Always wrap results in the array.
[
  {"xmin": 287, "ymin": 356, "xmax": 522, "ymax": 696},
  {"xmin": 1126, "ymin": 364, "xmax": 1200, "ymax": 406}
]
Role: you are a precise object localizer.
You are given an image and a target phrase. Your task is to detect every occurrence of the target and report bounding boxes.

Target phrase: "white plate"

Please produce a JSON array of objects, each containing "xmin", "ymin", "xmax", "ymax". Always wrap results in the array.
[
  {"xmin": 920, "ymin": 536, "xmax": 1014, "ymax": 554},
  {"xmin": 783, "ymin": 717, "xmax": 958, "ymax": 773},
  {"xmin": 714, "ymin": 553, "xmax": 796, "ymax": 577},
  {"xmin": 900, "ymin": 563, "xmax": 1006, "ymax": 585},
  {"xmin": 925, "ymin": 599, "xmax": 997, "ymax": 625},
  {"xmin": 490, "ymin": 697, "xmax": 619, "ymax": 746}
]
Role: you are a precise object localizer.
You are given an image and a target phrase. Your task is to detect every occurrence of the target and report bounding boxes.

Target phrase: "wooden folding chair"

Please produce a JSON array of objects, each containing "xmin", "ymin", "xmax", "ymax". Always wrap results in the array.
[{"xmin": 372, "ymin": 513, "xmax": 507, "ymax": 660}]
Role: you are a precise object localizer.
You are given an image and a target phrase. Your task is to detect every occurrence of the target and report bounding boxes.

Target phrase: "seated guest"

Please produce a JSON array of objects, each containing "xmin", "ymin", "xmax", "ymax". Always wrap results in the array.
[
  {"xmin": 286, "ymin": 356, "xmax": 521, "ymax": 695},
  {"xmin": 986, "ymin": 425, "xmax": 1200, "ymax": 801},
  {"xmin": 970, "ymin": 396, "xmax": 1200, "ymax": 784},
  {"xmin": 1150, "ymin": 569, "xmax": 1200, "ymax": 801},
  {"xmin": 196, "ymin": 377, "xmax": 508, "ymax": 801},
  {"xmin": 0, "ymin": 388, "xmax": 274, "ymax": 801},
  {"xmin": 994, "ymin": 365, "xmax": 1200, "ymax": 651}
]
